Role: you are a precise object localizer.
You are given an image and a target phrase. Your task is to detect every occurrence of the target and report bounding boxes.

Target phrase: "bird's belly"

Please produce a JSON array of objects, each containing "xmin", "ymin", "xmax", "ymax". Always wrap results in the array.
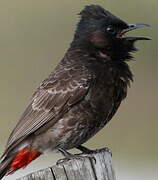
[
  {"xmin": 33, "ymin": 100, "xmax": 113, "ymax": 151},
  {"xmin": 50, "ymin": 97, "xmax": 114, "ymax": 150},
  {"xmin": 34, "ymin": 85, "xmax": 118, "ymax": 153},
  {"xmin": 33, "ymin": 84, "xmax": 117, "ymax": 151}
]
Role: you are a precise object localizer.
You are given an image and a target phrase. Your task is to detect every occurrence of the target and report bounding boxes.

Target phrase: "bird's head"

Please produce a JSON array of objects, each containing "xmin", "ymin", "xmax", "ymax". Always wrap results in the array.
[{"xmin": 72, "ymin": 5, "xmax": 150, "ymax": 61}]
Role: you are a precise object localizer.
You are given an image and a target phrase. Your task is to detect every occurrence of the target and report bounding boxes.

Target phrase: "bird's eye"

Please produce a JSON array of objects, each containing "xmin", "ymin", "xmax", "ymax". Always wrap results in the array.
[{"xmin": 106, "ymin": 26, "xmax": 116, "ymax": 35}]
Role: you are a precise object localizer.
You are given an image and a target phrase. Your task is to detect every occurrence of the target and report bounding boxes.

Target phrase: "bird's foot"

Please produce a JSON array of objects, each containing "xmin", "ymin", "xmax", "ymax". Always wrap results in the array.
[
  {"xmin": 102, "ymin": 147, "xmax": 112, "ymax": 156},
  {"xmin": 76, "ymin": 145, "xmax": 94, "ymax": 154},
  {"xmin": 76, "ymin": 145, "xmax": 112, "ymax": 157},
  {"xmin": 56, "ymin": 148, "xmax": 73, "ymax": 165},
  {"xmin": 56, "ymin": 148, "xmax": 96, "ymax": 166}
]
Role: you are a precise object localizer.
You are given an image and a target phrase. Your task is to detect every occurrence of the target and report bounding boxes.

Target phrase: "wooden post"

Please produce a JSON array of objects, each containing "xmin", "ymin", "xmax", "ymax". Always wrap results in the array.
[{"xmin": 17, "ymin": 148, "xmax": 116, "ymax": 180}]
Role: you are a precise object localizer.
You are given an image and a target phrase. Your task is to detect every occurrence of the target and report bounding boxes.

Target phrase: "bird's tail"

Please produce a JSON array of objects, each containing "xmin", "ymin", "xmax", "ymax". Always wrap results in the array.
[
  {"xmin": 0, "ymin": 156, "xmax": 14, "ymax": 179},
  {"xmin": 0, "ymin": 147, "xmax": 41, "ymax": 179}
]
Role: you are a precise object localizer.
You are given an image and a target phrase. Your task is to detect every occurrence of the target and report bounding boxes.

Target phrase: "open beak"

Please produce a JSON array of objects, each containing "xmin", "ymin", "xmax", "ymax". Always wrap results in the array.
[{"xmin": 119, "ymin": 23, "xmax": 151, "ymax": 41}]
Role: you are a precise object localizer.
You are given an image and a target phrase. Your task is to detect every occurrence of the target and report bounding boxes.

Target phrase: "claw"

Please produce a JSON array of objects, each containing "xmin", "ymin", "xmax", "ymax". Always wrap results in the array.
[
  {"xmin": 76, "ymin": 145, "xmax": 94, "ymax": 154},
  {"xmin": 56, "ymin": 148, "xmax": 96, "ymax": 166},
  {"xmin": 56, "ymin": 154, "xmax": 85, "ymax": 166},
  {"xmin": 76, "ymin": 145, "xmax": 112, "ymax": 157},
  {"xmin": 56, "ymin": 157, "xmax": 70, "ymax": 166},
  {"xmin": 103, "ymin": 147, "xmax": 112, "ymax": 157}
]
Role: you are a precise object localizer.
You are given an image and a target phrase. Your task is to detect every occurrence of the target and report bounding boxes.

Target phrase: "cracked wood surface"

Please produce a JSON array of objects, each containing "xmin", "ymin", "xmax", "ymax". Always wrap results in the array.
[{"xmin": 17, "ymin": 148, "xmax": 116, "ymax": 180}]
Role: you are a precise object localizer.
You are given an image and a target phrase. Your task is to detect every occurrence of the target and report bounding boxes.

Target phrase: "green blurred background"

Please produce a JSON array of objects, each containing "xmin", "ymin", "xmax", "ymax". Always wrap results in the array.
[{"xmin": 0, "ymin": 0, "xmax": 157, "ymax": 179}]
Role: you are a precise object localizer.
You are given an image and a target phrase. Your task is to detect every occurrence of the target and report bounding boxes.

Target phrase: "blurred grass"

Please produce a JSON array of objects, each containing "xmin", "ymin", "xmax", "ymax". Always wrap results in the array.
[{"xmin": 0, "ymin": 0, "xmax": 157, "ymax": 179}]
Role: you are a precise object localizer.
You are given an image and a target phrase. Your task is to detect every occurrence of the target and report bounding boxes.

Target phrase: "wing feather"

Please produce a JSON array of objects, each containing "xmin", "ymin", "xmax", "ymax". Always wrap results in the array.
[{"xmin": 6, "ymin": 61, "xmax": 92, "ymax": 152}]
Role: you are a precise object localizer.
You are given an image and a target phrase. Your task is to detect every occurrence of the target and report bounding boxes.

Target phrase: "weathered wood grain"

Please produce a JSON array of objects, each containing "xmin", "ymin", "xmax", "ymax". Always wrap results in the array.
[{"xmin": 17, "ymin": 148, "xmax": 116, "ymax": 180}]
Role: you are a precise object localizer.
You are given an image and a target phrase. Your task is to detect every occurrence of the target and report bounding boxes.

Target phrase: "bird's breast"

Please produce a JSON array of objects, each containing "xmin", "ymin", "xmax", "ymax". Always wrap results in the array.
[{"xmin": 33, "ymin": 63, "xmax": 129, "ymax": 151}]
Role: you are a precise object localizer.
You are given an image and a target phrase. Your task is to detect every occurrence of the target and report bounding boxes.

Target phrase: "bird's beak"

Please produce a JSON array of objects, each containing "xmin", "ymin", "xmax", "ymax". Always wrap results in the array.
[{"xmin": 119, "ymin": 23, "xmax": 151, "ymax": 41}]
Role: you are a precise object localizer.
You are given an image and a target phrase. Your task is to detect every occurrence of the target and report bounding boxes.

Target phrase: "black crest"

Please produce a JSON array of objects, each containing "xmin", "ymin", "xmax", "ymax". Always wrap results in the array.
[
  {"xmin": 79, "ymin": 5, "xmax": 126, "ymax": 24},
  {"xmin": 80, "ymin": 5, "xmax": 109, "ymax": 19}
]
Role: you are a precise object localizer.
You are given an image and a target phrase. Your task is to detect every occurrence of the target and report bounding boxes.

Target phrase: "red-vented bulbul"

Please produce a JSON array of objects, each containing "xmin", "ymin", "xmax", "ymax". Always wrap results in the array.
[{"xmin": 0, "ymin": 5, "xmax": 150, "ymax": 179}]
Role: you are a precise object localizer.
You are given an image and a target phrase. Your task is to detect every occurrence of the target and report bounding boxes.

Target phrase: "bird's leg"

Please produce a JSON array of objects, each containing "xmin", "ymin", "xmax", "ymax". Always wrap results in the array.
[
  {"xmin": 58, "ymin": 148, "xmax": 73, "ymax": 158},
  {"xmin": 76, "ymin": 145, "xmax": 94, "ymax": 154},
  {"xmin": 56, "ymin": 148, "xmax": 96, "ymax": 165},
  {"xmin": 76, "ymin": 145, "xmax": 112, "ymax": 156},
  {"xmin": 57, "ymin": 148, "xmax": 83, "ymax": 165}
]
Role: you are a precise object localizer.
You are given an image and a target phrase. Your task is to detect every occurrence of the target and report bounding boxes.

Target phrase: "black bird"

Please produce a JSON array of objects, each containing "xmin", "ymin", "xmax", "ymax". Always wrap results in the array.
[{"xmin": 0, "ymin": 5, "xmax": 150, "ymax": 179}]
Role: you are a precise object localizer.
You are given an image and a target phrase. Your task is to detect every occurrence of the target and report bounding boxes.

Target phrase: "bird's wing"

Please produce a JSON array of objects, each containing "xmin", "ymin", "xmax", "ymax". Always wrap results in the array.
[{"xmin": 5, "ymin": 61, "xmax": 92, "ymax": 154}]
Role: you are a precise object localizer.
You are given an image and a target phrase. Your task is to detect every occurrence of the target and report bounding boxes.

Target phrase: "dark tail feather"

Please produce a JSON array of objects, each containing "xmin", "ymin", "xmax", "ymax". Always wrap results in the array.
[{"xmin": 0, "ymin": 156, "xmax": 14, "ymax": 180}]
